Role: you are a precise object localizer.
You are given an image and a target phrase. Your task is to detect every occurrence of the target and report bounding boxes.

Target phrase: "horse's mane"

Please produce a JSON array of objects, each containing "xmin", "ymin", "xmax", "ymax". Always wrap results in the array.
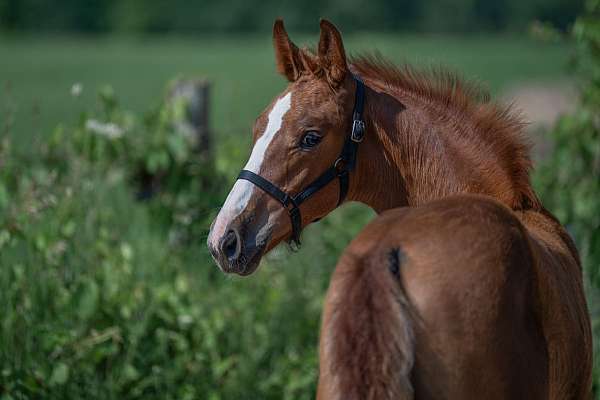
[
  {"xmin": 351, "ymin": 53, "xmax": 492, "ymax": 108},
  {"xmin": 350, "ymin": 53, "xmax": 541, "ymax": 211}
]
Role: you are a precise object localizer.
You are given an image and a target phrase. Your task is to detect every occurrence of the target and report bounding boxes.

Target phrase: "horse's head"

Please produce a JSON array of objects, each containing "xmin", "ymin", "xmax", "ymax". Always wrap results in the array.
[{"xmin": 208, "ymin": 19, "xmax": 360, "ymax": 275}]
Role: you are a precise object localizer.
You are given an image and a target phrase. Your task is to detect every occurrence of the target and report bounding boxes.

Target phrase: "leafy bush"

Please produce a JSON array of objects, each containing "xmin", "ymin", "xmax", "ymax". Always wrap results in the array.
[
  {"xmin": 0, "ymin": 85, "xmax": 372, "ymax": 399},
  {"xmin": 56, "ymin": 84, "xmax": 223, "ymax": 242}
]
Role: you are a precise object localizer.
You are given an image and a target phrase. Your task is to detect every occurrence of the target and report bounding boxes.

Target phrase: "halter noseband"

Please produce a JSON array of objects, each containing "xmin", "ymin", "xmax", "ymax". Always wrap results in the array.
[{"xmin": 237, "ymin": 76, "xmax": 366, "ymax": 245}]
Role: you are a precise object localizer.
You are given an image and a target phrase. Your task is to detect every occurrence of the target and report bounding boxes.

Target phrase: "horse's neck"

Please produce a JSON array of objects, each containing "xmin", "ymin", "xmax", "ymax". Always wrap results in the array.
[{"xmin": 349, "ymin": 86, "xmax": 539, "ymax": 213}]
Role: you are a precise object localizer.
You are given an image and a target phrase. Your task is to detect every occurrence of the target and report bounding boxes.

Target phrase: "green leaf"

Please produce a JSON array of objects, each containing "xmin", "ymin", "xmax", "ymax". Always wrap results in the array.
[
  {"xmin": 61, "ymin": 220, "xmax": 76, "ymax": 237},
  {"xmin": 167, "ymin": 134, "xmax": 189, "ymax": 163},
  {"xmin": 123, "ymin": 364, "xmax": 140, "ymax": 382},
  {"xmin": 76, "ymin": 280, "xmax": 100, "ymax": 320},
  {"xmin": 49, "ymin": 363, "xmax": 69, "ymax": 386},
  {"xmin": 0, "ymin": 230, "xmax": 10, "ymax": 250},
  {"xmin": 146, "ymin": 150, "xmax": 170, "ymax": 173},
  {"xmin": 0, "ymin": 182, "xmax": 8, "ymax": 209}
]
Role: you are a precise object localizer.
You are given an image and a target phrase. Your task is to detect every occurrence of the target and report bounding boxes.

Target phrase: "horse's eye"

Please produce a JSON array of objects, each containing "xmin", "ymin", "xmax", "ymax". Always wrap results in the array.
[{"xmin": 300, "ymin": 131, "xmax": 322, "ymax": 150}]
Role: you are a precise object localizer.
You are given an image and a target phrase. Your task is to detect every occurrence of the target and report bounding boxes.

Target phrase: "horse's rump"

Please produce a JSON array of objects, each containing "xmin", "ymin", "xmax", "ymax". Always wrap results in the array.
[{"xmin": 319, "ymin": 195, "xmax": 553, "ymax": 399}]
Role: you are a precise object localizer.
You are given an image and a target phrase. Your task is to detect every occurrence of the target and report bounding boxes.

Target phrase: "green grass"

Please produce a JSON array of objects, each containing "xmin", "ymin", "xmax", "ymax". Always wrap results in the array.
[
  {"xmin": 1, "ymin": 34, "xmax": 572, "ymax": 164},
  {"xmin": 0, "ymin": 34, "xmax": 580, "ymax": 399}
]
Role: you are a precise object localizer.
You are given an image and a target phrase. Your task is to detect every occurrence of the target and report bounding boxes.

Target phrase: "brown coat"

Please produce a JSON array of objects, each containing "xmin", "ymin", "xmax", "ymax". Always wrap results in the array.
[{"xmin": 317, "ymin": 196, "xmax": 591, "ymax": 399}]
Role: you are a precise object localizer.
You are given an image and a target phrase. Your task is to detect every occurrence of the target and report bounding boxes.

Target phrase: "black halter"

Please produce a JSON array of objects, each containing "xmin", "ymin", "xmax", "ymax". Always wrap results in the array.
[{"xmin": 238, "ymin": 77, "xmax": 366, "ymax": 245}]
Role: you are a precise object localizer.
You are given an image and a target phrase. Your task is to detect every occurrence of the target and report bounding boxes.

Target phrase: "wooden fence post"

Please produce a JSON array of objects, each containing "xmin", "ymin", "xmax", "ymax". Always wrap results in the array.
[
  {"xmin": 168, "ymin": 79, "xmax": 212, "ymax": 160},
  {"xmin": 137, "ymin": 79, "xmax": 213, "ymax": 200}
]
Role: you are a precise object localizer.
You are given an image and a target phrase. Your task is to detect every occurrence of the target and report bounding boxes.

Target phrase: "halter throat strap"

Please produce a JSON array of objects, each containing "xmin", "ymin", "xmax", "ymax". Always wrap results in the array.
[{"xmin": 238, "ymin": 76, "xmax": 366, "ymax": 245}]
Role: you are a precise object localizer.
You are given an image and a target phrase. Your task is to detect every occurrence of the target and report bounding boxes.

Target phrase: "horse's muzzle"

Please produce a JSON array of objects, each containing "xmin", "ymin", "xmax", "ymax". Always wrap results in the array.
[{"xmin": 207, "ymin": 218, "xmax": 268, "ymax": 276}]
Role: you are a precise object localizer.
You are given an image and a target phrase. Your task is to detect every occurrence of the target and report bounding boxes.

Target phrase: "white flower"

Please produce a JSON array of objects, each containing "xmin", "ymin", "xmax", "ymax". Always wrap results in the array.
[
  {"xmin": 71, "ymin": 83, "xmax": 83, "ymax": 98},
  {"xmin": 178, "ymin": 314, "xmax": 193, "ymax": 326},
  {"xmin": 85, "ymin": 119, "xmax": 124, "ymax": 139}
]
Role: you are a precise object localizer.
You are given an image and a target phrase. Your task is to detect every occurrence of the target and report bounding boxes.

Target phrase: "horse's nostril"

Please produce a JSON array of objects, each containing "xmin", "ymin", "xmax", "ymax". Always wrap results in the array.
[{"xmin": 222, "ymin": 229, "xmax": 240, "ymax": 260}]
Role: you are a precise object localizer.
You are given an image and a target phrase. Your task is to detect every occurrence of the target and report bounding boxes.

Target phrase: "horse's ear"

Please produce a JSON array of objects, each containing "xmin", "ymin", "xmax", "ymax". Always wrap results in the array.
[
  {"xmin": 318, "ymin": 19, "xmax": 347, "ymax": 87},
  {"xmin": 273, "ymin": 19, "xmax": 302, "ymax": 82}
]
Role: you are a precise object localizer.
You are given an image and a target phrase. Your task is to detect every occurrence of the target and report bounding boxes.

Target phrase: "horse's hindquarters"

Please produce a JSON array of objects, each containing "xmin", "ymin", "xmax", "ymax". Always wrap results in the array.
[
  {"xmin": 519, "ymin": 209, "xmax": 593, "ymax": 400},
  {"xmin": 319, "ymin": 195, "xmax": 551, "ymax": 399}
]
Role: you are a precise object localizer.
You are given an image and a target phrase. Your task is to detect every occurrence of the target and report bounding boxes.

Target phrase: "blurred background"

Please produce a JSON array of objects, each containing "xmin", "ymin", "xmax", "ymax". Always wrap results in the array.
[
  {"xmin": 1, "ymin": 0, "xmax": 598, "ymax": 399},
  {"xmin": 0, "ymin": 0, "xmax": 584, "ymax": 33}
]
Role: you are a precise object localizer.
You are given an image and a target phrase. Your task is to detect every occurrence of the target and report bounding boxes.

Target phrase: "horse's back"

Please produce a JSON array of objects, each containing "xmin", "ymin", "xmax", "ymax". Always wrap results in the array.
[{"xmin": 320, "ymin": 195, "xmax": 556, "ymax": 399}]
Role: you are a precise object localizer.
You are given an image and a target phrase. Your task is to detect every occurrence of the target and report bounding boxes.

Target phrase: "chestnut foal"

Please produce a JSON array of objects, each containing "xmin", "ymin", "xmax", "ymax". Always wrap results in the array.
[{"xmin": 207, "ymin": 19, "xmax": 592, "ymax": 399}]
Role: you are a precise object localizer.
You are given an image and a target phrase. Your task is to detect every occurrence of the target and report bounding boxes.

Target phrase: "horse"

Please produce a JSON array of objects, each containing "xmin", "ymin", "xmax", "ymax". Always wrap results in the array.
[{"xmin": 207, "ymin": 19, "xmax": 592, "ymax": 399}]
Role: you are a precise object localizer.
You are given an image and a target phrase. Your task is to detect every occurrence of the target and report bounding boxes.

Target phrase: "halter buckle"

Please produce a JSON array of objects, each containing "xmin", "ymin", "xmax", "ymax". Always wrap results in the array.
[
  {"xmin": 284, "ymin": 195, "xmax": 298, "ymax": 211},
  {"xmin": 351, "ymin": 120, "xmax": 365, "ymax": 142},
  {"xmin": 334, "ymin": 157, "xmax": 347, "ymax": 175}
]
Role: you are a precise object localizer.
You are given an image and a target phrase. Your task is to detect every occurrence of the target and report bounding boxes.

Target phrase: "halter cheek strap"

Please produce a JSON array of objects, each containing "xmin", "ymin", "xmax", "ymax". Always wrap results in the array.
[{"xmin": 237, "ymin": 76, "xmax": 366, "ymax": 245}]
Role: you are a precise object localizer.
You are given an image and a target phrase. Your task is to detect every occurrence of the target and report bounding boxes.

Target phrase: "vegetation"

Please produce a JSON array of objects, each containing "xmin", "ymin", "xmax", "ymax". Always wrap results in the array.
[
  {"xmin": 0, "ymin": 0, "xmax": 584, "ymax": 34},
  {"xmin": 0, "ymin": 15, "xmax": 598, "ymax": 400},
  {"xmin": 0, "ymin": 34, "xmax": 571, "ymax": 155},
  {"xmin": 0, "ymin": 63, "xmax": 372, "ymax": 398},
  {"xmin": 0, "ymin": 82, "xmax": 352, "ymax": 399}
]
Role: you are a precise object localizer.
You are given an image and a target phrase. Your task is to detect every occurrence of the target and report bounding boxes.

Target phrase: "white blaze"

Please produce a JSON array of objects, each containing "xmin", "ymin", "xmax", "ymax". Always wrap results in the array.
[
  {"xmin": 209, "ymin": 92, "xmax": 292, "ymax": 241},
  {"xmin": 245, "ymin": 91, "xmax": 292, "ymax": 173}
]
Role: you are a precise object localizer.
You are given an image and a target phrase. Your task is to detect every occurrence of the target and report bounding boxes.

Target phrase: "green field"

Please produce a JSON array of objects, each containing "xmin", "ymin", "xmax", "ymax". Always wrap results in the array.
[
  {"xmin": 2, "ymin": 34, "xmax": 571, "ymax": 164},
  {"xmin": 0, "ymin": 35, "xmax": 582, "ymax": 399}
]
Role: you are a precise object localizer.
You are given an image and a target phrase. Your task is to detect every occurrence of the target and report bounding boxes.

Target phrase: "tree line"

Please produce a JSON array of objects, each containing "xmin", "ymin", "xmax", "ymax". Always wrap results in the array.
[{"xmin": 0, "ymin": 0, "xmax": 584, "ymax": 34}]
